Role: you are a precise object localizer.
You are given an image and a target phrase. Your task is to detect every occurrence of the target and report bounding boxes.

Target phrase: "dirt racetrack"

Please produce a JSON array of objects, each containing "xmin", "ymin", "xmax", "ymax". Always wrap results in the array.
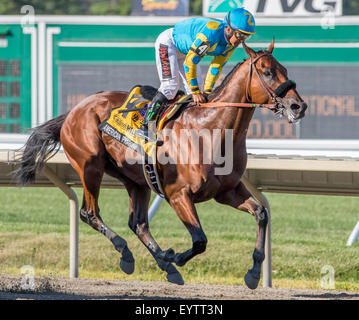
[{"xmin": 1, "ymin": 274, "xmax": 359, "ymax": 300}]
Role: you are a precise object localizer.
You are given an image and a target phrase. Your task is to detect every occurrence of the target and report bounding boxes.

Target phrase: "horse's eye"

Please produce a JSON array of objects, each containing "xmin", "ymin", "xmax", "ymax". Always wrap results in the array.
[{"xmin": 263, "ymin": 70, "xmax": 271, "ymax": 77}]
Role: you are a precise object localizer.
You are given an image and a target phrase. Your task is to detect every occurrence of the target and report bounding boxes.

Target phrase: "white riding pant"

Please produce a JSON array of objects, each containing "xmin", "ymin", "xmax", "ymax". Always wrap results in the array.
[{"xmin": 155, "ymin": 28, "xmax": 203, "ymax": 100}]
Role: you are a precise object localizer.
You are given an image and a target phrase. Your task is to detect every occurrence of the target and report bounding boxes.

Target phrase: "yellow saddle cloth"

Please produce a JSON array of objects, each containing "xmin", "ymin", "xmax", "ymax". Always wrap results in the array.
[
  {"xmin": 98, "ymin": 85, "xmax": 188, "ymax": 197},
  {"xmin": 99, "ymin": 85, "xmax": 153, "ymax": 156},
  {"xmin": 99, "ymin": 85, "xmax": 186, "ymax": 157}
]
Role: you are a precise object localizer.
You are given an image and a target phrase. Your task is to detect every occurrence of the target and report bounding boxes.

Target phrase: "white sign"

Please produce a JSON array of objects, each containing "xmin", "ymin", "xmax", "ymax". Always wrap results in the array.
[{"xmin": 204, "ymin": 0, "xmax": 342, "ymax": 17}]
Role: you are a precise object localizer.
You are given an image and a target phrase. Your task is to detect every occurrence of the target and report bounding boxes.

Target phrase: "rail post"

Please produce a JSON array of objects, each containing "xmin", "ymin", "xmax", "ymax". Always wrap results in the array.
[
  {"xmin": 148, "ymin": 195, "xmax": 164, "ymax": 222},
  {"xmin": 347, "ymin": 220, "xmax": 359, "ymax": 246},
  {"xmin": 43, "ymin": 165, "xmax": 79, "ymax": 278}
]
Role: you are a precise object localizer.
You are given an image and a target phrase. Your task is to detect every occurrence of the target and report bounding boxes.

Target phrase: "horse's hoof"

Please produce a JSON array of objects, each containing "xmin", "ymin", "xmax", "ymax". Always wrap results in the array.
[
  {"xmin": 120, "ymin": 246, "xmax": 135, "ymax": 274},
  {"xmin": 120, "ymin": 258, "xmax": 135, "ymax": 275},
  {"xmin": 166, "ymin": 264, "xmax": 184, "ymax": 285},
  {"xmin": 166, "ymin": 271, "xmax": 184, "ymax": 285},
  {"xmin": 244, "ymin": 271, "xmax": 260, "ymax": 290}
]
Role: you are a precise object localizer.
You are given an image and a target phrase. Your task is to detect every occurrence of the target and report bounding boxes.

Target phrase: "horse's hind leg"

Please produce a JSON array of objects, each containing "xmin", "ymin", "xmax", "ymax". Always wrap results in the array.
[
  {"xmin": 65, "ymin": 151, "xmax": 135, "ymax": 275},
  {"xmin": 127, "ymin": 184, "xmax": 184, "ymax": 285},
  {"xmin": 215, "ymin": 182, "xmax": 268, "ymax": 290}
]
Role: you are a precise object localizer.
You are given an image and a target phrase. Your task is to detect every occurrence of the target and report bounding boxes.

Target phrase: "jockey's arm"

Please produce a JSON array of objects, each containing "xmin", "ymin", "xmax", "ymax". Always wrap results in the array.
[
  {"xmin": 183, "ymin": 33, "xmax": 210, "ymax": 95},
  {"xmin": 203, "ymin": 47, "xmax": 236, "ymax": 94}
]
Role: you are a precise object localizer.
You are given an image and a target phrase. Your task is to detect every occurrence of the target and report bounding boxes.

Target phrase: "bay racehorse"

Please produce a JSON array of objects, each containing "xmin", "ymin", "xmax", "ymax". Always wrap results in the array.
[{"xmin": 15, "ymin": 41, "xmax": 307, "ymax": 289}]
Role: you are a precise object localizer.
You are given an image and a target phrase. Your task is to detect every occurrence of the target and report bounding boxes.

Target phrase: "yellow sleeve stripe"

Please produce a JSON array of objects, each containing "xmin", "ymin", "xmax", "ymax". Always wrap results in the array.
[
  {"xmin": 204, "ymin": 48, "xmax": 235, "ymax": 92},
  {"xmin": 184, "ymin": 33, "xmax": 210, "ymax": 93}
]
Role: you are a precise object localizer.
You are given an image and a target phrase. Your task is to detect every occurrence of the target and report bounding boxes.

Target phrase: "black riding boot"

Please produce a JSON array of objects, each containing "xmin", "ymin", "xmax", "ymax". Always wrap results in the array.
[
  {"xmin": 144, "ymin": 91, "xmax": 168, "ymax": 125},
  {"xmin": 142, "ymin": 91, "xmax": 168, "ymax": 145}
]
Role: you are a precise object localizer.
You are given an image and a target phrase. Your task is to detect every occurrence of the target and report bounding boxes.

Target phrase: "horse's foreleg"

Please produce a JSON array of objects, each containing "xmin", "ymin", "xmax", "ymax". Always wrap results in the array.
[
  {"xmin": 169, "ymin": 188, "xmax": 208, "ymax": 267},
  {"xmin": 215, "ymin": 182, "xmax": 268, "ymax": 290},
  {"xmin": 127, "ymin": 186, "xmax": 184, "ymax": 285}
]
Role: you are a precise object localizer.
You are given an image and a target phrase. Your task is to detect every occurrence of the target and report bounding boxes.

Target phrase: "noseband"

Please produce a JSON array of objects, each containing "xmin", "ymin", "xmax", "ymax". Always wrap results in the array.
[{"xmin": 246, "ymin": 52, "xmax": 296, "ymax": 114}]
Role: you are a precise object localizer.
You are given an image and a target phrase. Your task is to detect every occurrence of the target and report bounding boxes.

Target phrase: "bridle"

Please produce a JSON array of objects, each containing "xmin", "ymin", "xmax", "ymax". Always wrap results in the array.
[
  {"xmin": 245, "ymin": 51, "xmax": 296, "ymax": 115},
  {"xmin": 199, "ymin": 51, "xmax": 297, "ymax": 114}
]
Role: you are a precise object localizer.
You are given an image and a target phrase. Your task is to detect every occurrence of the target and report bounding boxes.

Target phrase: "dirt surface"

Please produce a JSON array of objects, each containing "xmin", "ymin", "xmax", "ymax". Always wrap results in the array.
[{"xmin": 1, "ymin": 274, "xmax": 358, "ymax": 300}]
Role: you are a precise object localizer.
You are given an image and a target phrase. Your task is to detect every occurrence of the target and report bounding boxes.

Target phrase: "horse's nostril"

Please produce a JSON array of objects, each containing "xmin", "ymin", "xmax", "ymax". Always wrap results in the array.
[{"xmin": 290, "ymin": 104, "xmax": 301, "ymax": 112}]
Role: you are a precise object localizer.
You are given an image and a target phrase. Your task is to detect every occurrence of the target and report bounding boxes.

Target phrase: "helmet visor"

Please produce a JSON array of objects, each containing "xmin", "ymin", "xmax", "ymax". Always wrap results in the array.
[{"xmin": 234, "ymin": 30, "xmax": 252, "ymax": 41}]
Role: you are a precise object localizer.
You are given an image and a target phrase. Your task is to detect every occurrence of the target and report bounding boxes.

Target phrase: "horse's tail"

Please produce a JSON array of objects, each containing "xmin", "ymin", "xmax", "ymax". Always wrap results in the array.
[{"xmin": 14, "ymin": 113, "xmax": 69, "ymax": 186}]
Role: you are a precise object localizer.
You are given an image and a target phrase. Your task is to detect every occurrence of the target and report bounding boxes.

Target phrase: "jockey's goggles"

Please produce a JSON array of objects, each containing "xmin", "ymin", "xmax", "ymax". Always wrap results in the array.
[{"xmin": 233, "ymin": 30, "xmax": 252, "ymax": 41}]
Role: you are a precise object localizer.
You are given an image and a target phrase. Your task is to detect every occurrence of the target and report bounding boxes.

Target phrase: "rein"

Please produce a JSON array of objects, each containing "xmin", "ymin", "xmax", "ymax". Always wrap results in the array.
[{"xmin": 198, "ymin": 101, "xmax": 277, "ymax": 110}]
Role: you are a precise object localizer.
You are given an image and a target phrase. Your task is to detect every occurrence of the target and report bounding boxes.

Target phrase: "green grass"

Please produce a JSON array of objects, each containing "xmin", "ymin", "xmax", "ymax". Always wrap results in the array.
[{"xmin": 1, "ymin": 187, "xmax": 359, "ymax": 291}]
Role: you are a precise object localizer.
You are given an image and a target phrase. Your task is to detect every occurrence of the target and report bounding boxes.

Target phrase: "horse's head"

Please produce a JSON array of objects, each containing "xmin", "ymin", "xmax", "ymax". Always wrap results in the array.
[{"xmin": 242, "ymin": 39, "xmax": 307, "ymax": 123}]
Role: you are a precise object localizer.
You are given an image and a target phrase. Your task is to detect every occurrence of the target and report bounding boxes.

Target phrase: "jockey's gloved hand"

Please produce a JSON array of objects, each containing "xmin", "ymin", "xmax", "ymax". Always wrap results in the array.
[{"xmin": 192, "ymin": 92, "xmax": 207, "ymax": 105}]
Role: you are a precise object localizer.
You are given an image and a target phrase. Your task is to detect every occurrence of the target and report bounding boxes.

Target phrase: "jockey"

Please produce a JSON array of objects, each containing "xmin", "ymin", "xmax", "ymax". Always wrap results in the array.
[{"xmin": 142, "ymin": 7, "xmax": 256, "ymax": 133}]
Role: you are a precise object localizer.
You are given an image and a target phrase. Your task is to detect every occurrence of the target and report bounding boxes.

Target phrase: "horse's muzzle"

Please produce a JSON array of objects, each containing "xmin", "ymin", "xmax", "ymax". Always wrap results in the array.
[{"xmin": 290, "ymin": 102, "xmax": 307, "ymax": 119}]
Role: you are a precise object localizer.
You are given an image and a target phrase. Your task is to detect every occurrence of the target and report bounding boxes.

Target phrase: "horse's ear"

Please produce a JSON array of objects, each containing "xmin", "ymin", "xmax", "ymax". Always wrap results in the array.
[
  {"xmin": 242, "ymin": 41, "xmax": 256, "ymax": 59},
  {"xmin": 267, "ymin": 37, "xmax": 275, "ymax": 54}
]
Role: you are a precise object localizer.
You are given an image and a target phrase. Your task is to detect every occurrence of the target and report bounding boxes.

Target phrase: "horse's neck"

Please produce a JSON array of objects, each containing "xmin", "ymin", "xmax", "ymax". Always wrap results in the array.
[
  {"xmin": 211, "ymin": 63, "xmax": 248, "ymax": 104},
  {"xmin": 210, "ymin": 62, "xmax": 254, "ymax": 138}
]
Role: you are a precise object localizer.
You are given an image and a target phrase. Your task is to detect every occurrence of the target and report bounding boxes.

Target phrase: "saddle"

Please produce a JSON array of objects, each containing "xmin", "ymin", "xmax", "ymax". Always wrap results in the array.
[
  {"xmin": 140, "ymin": 85, "xmax": 190, "ymax": 132},
  {"xmin": 98, "ymin": 85, "xmax": 191, "ymax": 197}
]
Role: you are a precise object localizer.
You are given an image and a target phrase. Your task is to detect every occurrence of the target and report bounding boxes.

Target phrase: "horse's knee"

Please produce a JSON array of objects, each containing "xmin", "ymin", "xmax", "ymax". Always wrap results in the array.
[
  {"xmin": 128, "ymin": 214, "xmax": 147, "ymax": 234},
  {"xmin": 134, "ymin": 222, "xmax": 149, "ymax": 237},
  {"xmin": 254, "ymin": 206, "xmax": 268, "ymax": 227}
]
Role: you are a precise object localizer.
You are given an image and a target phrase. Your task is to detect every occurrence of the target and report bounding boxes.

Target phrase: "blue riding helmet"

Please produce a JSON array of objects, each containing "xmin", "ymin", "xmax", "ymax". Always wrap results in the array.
[{"xmin": 224, "ymin": 8, "xmax": 256, "ymax": 35}]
